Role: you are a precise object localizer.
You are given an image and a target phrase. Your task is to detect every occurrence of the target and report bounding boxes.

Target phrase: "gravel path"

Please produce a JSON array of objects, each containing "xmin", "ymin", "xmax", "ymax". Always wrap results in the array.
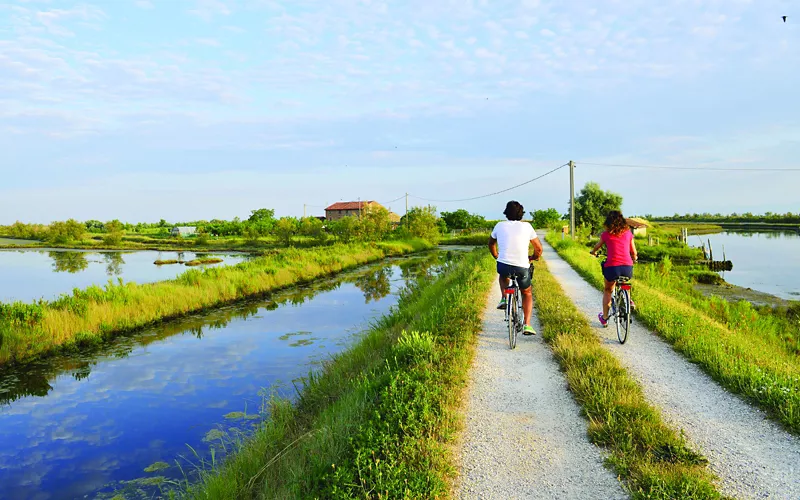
[
  {"xmin": 542, "ymin": 240, "xmax": 800, "ymax": 499},
  {"xmin": 456, "ymin": 281, "xmax": 626, "ymax": 499}
]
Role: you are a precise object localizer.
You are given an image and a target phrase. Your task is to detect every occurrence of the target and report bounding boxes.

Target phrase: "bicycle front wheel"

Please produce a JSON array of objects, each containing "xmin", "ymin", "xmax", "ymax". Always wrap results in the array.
[
  {"xmin": 616, "ymin": 289, "xmax": 631, "ymax": 344},
  {"xmin": 508, "ymin": 293, "xmax": 518, "ymax": 349}
]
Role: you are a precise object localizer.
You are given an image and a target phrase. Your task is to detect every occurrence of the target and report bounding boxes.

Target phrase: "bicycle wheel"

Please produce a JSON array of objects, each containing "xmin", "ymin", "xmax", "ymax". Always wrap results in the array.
[
  {"xmin": 616, "ymin": 289, "xmax": 630, "ymax": 344},
  {"xmin": 508, "ymin": 292, "xmax": 518, "ymax": 349}
]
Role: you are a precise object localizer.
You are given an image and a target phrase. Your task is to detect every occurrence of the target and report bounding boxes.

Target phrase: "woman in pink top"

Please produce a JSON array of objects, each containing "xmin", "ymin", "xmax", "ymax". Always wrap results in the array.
[{"xmin": 589, "ymin": 211, "xmax": 638, "ymax": 327}]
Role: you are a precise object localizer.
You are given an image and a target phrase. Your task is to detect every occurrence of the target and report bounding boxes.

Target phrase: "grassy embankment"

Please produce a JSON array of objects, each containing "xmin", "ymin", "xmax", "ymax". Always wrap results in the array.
[
  {"xmin": 438, "ymin": 232, "xmax": 491, "ymax": 246},
  {"xmin": 546, "ymin": 233, "xmax": 800, "ymax": 434},
  {"xmin": 0, "ymin": 234, "xmax": 333, "ymax": 252},
  {"xmin": 185, "ymin": 250, "xmax": 494, "ymax": 498},
  {"xmin": 0, "ymin": 240, "xmax": 431, "ymax": 366},
  {"xmin": 533, "ymin": 258, "xmax": 720, "ymax": 498}
]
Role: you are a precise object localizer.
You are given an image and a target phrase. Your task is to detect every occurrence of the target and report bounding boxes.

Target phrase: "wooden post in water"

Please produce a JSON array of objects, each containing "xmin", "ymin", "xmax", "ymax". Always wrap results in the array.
[{"xmin": 707, "ymin": 238, "xmax": 713, "ymax": 261}]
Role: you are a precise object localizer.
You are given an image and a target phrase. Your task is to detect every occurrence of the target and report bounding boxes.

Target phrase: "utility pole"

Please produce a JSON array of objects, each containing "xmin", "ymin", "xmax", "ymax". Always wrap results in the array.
[
  {"xmin": 303, "ymin": 204, "xmax": 306, "ymax": 218},
  {"xmin": 405, "ymin": 193, "xmax": 408, "ymax": 229},
  {"xmin": 358, "ymin": 197, "xmax": 361, "ymax": 218},
  {"xmin": 569, "ymin": 160, "xmax": 576, "ymax": 239}
]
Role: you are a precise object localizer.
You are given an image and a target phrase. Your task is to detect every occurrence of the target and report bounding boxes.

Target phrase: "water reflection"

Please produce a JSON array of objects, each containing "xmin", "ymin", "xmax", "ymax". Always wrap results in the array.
[
  {"xmin": 0, "ymin": 252, "xmax": 445, "ymax": 407},
  {"xmin": 103, "ymin": 252, "xmax": 126, "ymax": 276},
  {"xmin": 0, "ymin": 251, "xmax": 450, "ymax": 500},
  {"xmin": 0, "ymin": 250, "xmax": 249, "ymax": 303},
  {"xmin": 49, "ymin": 251, "xmax": 89, "ymax": 273},
  {"xmin": 706, "ymin": 231, "xmax": 800, "ymax": 299}
]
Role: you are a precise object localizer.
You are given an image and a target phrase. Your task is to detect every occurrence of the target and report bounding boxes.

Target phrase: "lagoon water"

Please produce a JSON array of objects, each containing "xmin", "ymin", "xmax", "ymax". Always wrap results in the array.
[
  {"xmin": 0, "ymin": 249, "xmax": 249, "ymax": 303},
  {"xmin": 0, "ymin": 252, "xmax": 447, "ymax": 499},
  {"xmin": 699, "ymin": 230, "xmax": 800, "ymax": 300}
]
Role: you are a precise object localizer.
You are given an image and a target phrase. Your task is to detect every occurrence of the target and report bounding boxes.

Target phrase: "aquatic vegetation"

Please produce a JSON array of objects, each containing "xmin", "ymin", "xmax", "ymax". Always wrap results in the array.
[
  {"xmin": 185, "ymin": 258, "xmax": 224, "ymax": 267},
  {"xmin": 0, "ymin": 240, "xmax": 432, "ymax": 366},
  {"xmin": 185, "ymin": 250, "xmax": 492, "ymax": 498}
]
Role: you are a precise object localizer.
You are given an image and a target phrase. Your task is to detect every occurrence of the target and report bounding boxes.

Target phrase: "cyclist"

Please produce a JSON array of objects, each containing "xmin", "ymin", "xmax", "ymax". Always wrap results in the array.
[
  {"xmin": 488, "ymin": 200, "xmax": 543, "ymax": 336},
  {"xmin": 589, "ymin": 210, "xmax": 638, "ymax": 327}
]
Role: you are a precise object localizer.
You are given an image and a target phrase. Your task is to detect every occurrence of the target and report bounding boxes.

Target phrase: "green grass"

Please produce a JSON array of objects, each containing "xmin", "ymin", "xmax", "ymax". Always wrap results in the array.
[
  {"xmin": 438, "ymin": 232, "xmax": 491, "ymax": 246},
  {"xmin": 546, "ymin": 233, "xmax": 800, "ymax": 434},
  {"xmin": 0, "ymin": 240, "xmax": 431, "ymax": 366},
  {"xmin": 184, "ymin": 249, "xmax": 494, "ymax": 498},
  {"xmin": 532, "ymin": 258, "xmax": 720, "ymax": 498},
  {"xmin": 185, "ymin": 258, "xmax": 224, "ymax": 267}
]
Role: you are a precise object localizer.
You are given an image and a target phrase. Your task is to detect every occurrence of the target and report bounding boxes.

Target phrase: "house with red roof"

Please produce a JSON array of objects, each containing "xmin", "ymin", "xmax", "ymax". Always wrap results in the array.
[{"xmin": 324, "ymin": 201, "xmax": 401, "ymax": 223}]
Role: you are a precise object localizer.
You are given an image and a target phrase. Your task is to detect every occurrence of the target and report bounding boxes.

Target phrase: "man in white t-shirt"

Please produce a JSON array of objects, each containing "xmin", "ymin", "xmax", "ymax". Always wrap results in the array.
[{"xmin": 488, "ymin": 200, "xmax": 543, "ymax": 335}]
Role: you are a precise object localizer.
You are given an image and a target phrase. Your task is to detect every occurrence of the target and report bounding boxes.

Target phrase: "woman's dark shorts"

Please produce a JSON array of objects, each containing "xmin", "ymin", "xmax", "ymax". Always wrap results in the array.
[
  {"xmin": 602, "ymin": 264, "xmax": 634, "ymax": 282},
  {"xmin": 497, "ymin": 261, "xmax": 532, "ymax": 289}
]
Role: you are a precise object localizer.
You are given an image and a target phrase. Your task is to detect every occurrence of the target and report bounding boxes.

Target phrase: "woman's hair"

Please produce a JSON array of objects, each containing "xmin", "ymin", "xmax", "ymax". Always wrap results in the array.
[
  {"xmin": 604, "ymin": 210, "xmax": 628, "ymax": 235},
  {"xmin": 503, "ymin": 201, "xmax": 525, "ymax": 221}
]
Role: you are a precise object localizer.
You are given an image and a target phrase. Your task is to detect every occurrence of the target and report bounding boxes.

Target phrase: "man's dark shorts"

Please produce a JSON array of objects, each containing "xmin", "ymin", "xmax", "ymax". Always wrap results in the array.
[
  {"xmin": 602, "ymin": 264, "xmax": 634, "ymax": 282},
  {"xmin": 497, "ymin": 261, "xmax": 532, "ymax": 289}
]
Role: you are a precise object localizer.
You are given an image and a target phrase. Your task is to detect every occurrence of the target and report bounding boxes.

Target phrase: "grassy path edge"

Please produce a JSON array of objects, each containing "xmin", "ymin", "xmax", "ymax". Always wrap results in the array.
[
  {"xmin": 533, "ymin": 257, "xmax": 722, "ymax": 499},
  {"xmin": 186, "ymin": 250, "xmax": 494, "ymax": 498},
  {"xmin": 545, "ymin": 233, "xmax": 800, "ymax": 434},
  {"xmin": 0, "ymin": 240, "xmax": 431, "ymax": 366}
]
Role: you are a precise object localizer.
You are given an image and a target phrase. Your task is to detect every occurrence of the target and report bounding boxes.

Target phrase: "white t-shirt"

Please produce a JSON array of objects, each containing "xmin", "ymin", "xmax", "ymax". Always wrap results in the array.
[{"xmin": 491, "ymin": 221, "xmax": 539, "ymax": 268}]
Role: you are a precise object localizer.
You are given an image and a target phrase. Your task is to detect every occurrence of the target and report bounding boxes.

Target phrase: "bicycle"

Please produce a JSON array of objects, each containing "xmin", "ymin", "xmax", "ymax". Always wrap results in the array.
[
  {"xmin": 593, "ymin": 253, "xmax": 633, "ymax": 344},
  {"xmin": 502, "ymin": 274, "xmax": 524, "ymax": 349},
  {"xmin": 501, "ymin": 259, "xmax": 535, "ymax": 349},
  {"xmin": 610, "ymin": 276, "xmax": 632, "ymax": 344}
]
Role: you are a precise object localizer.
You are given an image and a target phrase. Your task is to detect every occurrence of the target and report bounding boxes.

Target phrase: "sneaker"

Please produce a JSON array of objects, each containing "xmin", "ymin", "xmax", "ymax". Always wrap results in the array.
[
  {"xmin": 598, "ymin": 313, "xmax": 608, "ymax": 328},
  {"xmin": 497, "ymin": 298, "xmax": 507, "ymax": 310},
  {"xmin": 630, "ymin": 299, "xmax": 637, "ymax": 311},
  {"xmin": 523, "ymin": 325, "xmax": 536, "ymax": 336}
]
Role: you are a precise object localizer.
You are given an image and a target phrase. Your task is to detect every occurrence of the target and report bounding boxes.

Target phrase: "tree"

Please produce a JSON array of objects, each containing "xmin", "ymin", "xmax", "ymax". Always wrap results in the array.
[
  {"xmin": 570, "ymin": 182, "xmax": 623, "ymax": 234},
  {"xmin": 330, "ymin": 216, "xmax": 361, "ymax": 243},
  {"xmin": 440, "ymin": 209, "xmax": 487, "ymax": 232},
  {"xmin": 273, "ymin": 217, "xmax": 298, "ymax": 245},
  {"xmin": 46, "ymin": 219, "xmax": 86, "ymax": 244},
  {"xmin": 299, "ymin": 217, "xmax": 328, "ymax": 244},
  {"xmin": 103, "ymin": 219, "xmax": 124, "ymax": 245},
  {"xmin": 530, "ymin": 208, "xmax": 562, "ymax": 229},
  {"xmin": 362, "ymin": 206, "xmax": 392, "ymax": 241},
  {"xmin": 248, "ymin": 208, "xmax": 276, "ymax": 223},
  {"xmin": 401, "ymin": 206, "xmax": 440, "ymax": 241}
]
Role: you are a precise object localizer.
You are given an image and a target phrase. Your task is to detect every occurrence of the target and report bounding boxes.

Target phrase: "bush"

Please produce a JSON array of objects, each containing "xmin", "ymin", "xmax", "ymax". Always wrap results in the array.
[{"xmin": 46, "ymin": 219, "xmax": 86, "ymax": 244}]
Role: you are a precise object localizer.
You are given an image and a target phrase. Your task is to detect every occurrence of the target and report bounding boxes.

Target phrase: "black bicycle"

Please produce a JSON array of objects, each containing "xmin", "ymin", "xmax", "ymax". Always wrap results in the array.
[
  {"xmin": 503, "ymin": 274, "xmax": 523, "ymax": 349},
  {"xmin": 610, "ymin": 276, "xmax": 632, "ymax": 344}
]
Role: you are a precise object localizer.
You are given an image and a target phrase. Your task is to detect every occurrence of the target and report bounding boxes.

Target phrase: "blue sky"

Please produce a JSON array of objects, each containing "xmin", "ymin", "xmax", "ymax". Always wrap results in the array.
[{"xmin": 1, "ymin": 0, "xmax": 798, "ymax": 224}]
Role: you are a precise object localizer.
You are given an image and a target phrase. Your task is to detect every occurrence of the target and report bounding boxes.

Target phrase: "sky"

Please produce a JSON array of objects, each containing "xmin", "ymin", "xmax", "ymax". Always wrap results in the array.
[{"xmin": 1, "ymin": 0, "xmax": 798, "ymax": 224}]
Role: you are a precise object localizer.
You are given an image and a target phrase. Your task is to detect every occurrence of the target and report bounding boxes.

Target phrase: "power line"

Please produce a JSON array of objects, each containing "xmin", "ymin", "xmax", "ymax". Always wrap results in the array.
[
  {"xmin": 410, "ymin": 163, "xmax": 570, "ymax": 203},
  {"xmin": 379, "ymin": 195, "xmax": 406, "ymax": 205},
  {"xmin": 576, "ymin": 161, "xmax": 800, "ymax": 172}
]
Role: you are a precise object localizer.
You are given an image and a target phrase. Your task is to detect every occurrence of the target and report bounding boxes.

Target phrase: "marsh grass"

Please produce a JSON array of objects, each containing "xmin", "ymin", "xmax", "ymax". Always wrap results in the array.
[
  {"xmin": 185, "ymin": 258, "xmax": 224, "ymax": 267},
  {"xmin": 0, "ymin": 240, "xmax": 432, "ymax": 366},
  {"xmin": 184, "ymin": 250, "xmax": 493, "ymax": 499},
  {"xmin": 438, "ymin": 232, "xmax": 491, "ymax": 246},
  {"xmin": 532, "ymin": 258, "xmax": 721, "ymax": 498},
  {"xmin": 547, "ymin": 233, "xmax": 800, "ymax": 434}
]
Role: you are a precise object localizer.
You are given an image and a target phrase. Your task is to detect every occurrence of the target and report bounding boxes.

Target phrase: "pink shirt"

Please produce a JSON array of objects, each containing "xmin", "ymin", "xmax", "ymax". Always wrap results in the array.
[{"xmin": 601, "ymin": 230, "xmax": 634, "ymax": 267}]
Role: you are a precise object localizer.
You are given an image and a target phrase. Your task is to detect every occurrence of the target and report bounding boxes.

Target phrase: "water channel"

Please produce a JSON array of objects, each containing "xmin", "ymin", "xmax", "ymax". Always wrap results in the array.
[
  {"xmin": 0, "ymin": 251, "xmax": 450, "ymax": 499},
  {"xmin": 697, "ymin": 230, "xmax": 800, "ymax": 300},
  {"xmin": 0, "ymin": 249, "xmax": 250, "ymax": 303}
]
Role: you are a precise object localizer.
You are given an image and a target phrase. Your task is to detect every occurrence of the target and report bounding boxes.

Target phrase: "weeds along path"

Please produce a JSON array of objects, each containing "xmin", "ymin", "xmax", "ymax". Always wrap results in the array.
[
  {"xmin": 541, "ymin": 239, "xmax": 800, "ymax": 499},
  {"xmin": 456, "ymin": 279, "xmax": 625, "ymax": 499}
]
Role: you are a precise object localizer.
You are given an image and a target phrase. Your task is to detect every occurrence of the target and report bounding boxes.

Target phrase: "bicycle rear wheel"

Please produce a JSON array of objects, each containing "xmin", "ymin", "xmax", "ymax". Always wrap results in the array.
[
  {"xmin": 508, "ymin": 292, "xmax": 518, "ymax": 349},
  {"xmin": 616, "ymin": 289, "xmax": 630, "ymax": 344}
]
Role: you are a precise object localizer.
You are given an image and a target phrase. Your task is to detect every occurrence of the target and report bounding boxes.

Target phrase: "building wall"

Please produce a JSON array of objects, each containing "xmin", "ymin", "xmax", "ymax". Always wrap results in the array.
[{"xmin": 325, "ymin": 209, "xmax": 362, "ymax": 221}]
